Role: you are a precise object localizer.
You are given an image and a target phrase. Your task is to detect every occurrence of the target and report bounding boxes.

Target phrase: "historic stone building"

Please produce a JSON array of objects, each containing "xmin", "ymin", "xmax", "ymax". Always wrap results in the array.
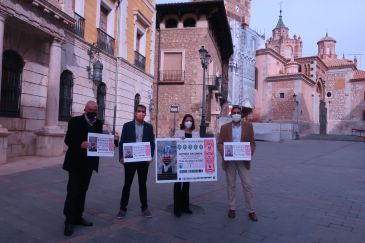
[
  {"xmin": 152, "ymin": 1, "xmax": 233, "ymax": 137},
  {"xmin": 0, "ymin": 0, "xmax": 156, "ymax": 163},
  {"xmin": 254, "ymin": 10, "xmax": 365, "ymax": 136},
  {"xmin": 226, "ymin": 0, "xmax": 264, "ymax": 110}
]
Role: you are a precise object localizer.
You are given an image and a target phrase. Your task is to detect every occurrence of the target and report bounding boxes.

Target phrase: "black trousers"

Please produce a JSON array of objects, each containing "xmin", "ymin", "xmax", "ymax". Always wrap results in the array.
[
  {"xmin": 174, "ymin": 182, "xmax": 190, "ymax": 213},
  {"xmin": 120, "ymin": 162, "xmax": 149, "ymax": 211},
  {"xmin": 63, "ymin": 168, "xmax": 93, "ymax": 223}
]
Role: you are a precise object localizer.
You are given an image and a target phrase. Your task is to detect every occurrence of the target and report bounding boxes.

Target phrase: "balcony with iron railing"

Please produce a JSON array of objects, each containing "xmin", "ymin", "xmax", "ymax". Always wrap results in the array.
[
  {"xmin": 208, "ymin": 75, "xmax": 222, "ymax": 93},
  {"xmin": 69, "ymin": 12, "xmax": 85, "ymax": 38},
  {"xmin": 161, "ymin": 70, "xmax": 185, "ymax": 82},
  {"xmin": 97, "ymin": 28, "xmax": 115, "ymax": 55},
  {"xmin": 134, "ymin": 51, "xmax": 146, "ymax": 71}
]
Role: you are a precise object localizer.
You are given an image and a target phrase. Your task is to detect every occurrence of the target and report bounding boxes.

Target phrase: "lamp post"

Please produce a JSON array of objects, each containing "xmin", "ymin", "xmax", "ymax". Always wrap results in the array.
[
  {"xmin": 198, "ymin": 46, "xmax": 211, "ymax": 137},
  {"xmin": 293, "ymin": 93, "xmax": 299, "ymax": 140}
]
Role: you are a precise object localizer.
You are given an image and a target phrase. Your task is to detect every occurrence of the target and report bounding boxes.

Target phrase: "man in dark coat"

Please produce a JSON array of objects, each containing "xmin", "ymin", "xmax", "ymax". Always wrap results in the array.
[
  {"xmin": 116, "ymin": 104, "xmax": 155, "ymax": 219},
  {"xmin": 63, "ymin": 101, "xmax": 103, "ymax": 236}
]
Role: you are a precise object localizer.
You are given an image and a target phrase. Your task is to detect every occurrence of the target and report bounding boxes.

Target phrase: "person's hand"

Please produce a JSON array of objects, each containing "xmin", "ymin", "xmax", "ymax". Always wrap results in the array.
[
  {"xmin": 222, "ymin": 161, "xmax": 228, "ymax": 171},
  {"xmin": 119, "ymin": 158, "xmax": 124, "ymax": 164},
  {"xmin": 81, "ymin": 141, "xmax": 89, "ymax": 149}
]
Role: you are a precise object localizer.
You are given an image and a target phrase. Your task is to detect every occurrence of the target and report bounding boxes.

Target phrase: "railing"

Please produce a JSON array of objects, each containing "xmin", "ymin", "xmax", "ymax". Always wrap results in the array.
[
  {"xmin": 161, "ymin": 70, "xmax": 184, "ymax": 82},
  {"xmin": 208, "ymin": 75, "xmax": 222, "ymax": 93},
  {"xmin": 134, "ymin": 51, "xmax": 146, "ymax": 71},
  {"xmin": 71, "ymin": 12, "xmax": 85, "ymax": 38},
  {"xmin": 97, "ymin": 28, "xmax": 115, "ymax": 55}
]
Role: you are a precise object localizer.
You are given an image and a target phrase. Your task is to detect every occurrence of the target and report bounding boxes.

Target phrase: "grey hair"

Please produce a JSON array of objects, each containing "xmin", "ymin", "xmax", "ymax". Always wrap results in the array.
[{"xmin": 85, "ymin": 100, "xmax": 97, "ymax": 108}]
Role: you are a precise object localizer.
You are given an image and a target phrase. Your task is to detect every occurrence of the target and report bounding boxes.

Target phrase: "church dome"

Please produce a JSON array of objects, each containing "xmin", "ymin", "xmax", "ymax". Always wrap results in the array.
[{"xmin": 318, "ymin": 33, "xmax": 336, "ymax": 43}]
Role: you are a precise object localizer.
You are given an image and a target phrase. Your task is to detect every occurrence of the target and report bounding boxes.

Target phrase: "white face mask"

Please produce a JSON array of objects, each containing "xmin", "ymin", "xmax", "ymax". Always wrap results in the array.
[
  {"xmin": 231, "ymin": 114, "xmax": 241, "ymax": 122},
  {"xmin": 184, "ymin": 121, "xmax": 193, "ymax": 129}
]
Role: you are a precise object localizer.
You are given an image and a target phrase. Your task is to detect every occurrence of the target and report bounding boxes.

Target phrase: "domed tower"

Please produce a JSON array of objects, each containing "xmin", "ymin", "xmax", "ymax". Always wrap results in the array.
[
  {"xmin": 317, "ymin": 33, "xmax": 337, "ymax": 59},
  {"xmin": 266, "ymin": 9, "xmax": 302, "ymax": 59}
]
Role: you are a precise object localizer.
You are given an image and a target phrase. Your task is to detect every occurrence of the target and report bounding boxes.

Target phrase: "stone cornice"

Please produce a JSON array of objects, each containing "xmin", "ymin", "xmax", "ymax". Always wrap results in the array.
[
  {"xmin": 295, "ymin": 56, "xmax": 328, "ymax": 71},
  {"xmin": 256, "ymin": 48, "xmax": 288, "ymax": 64},
  {"xmin": 31, "ymin": 0, "xmax": 74, "ymax": 25},
  {"xmin": 0, "ymin": 0, "xmax": 67, "ymax": 40},
  {"xmin": 266, "ymin": 73, "xmax": 316, "ymax": 86}
]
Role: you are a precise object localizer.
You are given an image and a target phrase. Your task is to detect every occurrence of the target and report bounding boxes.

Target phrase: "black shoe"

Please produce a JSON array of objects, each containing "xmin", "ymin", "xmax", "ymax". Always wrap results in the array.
[
  {"xmin": 174, "ymin": 210, "xmax": 182, "ymax": 217},
  {"xmin": 75, "ymin": 218, "xmax": 93, "ymax": 226},
  {"xmin": 64, "ymin": 223, "xmax": 73, "ymax": 236},
  {"xmin": 182, "ymin": 208, "xmax": 193, "ymax": 214},
  {"xmin": 248, "ymin": 212, "xmax": 258, "ymax": 222}
]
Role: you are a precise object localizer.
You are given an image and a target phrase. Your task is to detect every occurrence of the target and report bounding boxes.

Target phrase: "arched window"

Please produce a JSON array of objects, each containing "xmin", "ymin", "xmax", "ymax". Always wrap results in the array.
[
  {"xmin": 134, "ymin": 93, "xmax": 140, "ymax": 111},
  {"xmin": 183, "ymin": 18, "xmax": 196, "ymax": 28},
  {"xmin": 97, "ymin": 82, "xmax": 106, "ymax": 122},
  {"xmin": 59, "ymin": 70, "xmax": 74, "ymax": 121},
  {"xmin": 0, "ymin": 50, "xmax": 24, "ymax": 117},
  {"xmin": 254, "ymin": 68, "xmax": 258, "ymax": 90},
  {"xmin": 165, "ymin": 18, "xmax": 178, "ymax": 28}
]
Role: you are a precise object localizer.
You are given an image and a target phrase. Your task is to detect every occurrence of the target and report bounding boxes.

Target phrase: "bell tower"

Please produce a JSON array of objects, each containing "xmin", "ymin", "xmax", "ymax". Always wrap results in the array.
[
  {"xmin": 317, "ymin": 33, "xmax": 337, "ymax": 59},
  {"xmin": 265, "ymin": 8, "xmax": 303, "ymax": 59}
]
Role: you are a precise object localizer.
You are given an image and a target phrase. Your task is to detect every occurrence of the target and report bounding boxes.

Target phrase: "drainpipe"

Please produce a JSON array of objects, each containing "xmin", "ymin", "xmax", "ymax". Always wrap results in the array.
[
  {"xmin": 112, "ymin": 0, "xmax": 121, "ymax": 135},
  {"xmin": 155, "ymin": 25, "xmax": 161, "ymax": 137}
]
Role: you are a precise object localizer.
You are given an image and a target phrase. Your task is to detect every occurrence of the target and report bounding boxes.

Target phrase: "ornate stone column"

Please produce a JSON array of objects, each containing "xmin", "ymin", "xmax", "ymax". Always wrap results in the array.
[
  {"xmin": 36, "ymin": 38, "xmax": 65, "ymax": 156},
  {"xmin": 0, "ymin": 12, "xmax": 11, "ymax": 164}
]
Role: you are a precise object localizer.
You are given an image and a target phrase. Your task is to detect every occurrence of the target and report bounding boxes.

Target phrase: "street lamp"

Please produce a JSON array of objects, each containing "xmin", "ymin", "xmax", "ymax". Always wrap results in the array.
[
  {"xmin": 293, "ymin": 93, "xmax": 299, "ymax": 140},
  {"xmin": 198, "ymin": 46, "xmax": 211, "ymax": 137}
]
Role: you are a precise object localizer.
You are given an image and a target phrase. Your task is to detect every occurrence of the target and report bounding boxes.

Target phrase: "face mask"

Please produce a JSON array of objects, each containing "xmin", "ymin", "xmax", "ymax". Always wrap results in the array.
[
  {"xmin": 86, "ymin": 112, "xmax": 97, "ymax": 120},
  {"xmin": 232, "ymin": 114, "xmax": 241, "ymax": 122},
  {"xmin": 184, "ymin": 121, "xmax": 193, "ymax": 129},
  {"xmin": 136, "ymin": 112, "xmax": 145, "ymax": 121}
]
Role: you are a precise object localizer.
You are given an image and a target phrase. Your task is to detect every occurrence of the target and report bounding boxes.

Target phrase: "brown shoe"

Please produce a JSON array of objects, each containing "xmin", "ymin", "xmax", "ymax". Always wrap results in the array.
[
  {"xmin": 228, "ymin": 209, "xmax": 236, "ymax": 219},
  {"xmin": 248, "ymin": 212, "xmax": 258, "ymax": 222}
]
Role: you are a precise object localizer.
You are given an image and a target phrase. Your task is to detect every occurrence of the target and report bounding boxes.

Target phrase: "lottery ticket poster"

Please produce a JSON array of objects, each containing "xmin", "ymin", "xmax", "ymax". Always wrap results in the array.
[
  {"xmin": 123, "ymin": 142, "xmax": 152, "ymax": 162},
  {"xmin": 87, "ymin": 133, "xmax": 115, "ymax": 157},
  {"xmin": 223, "ymin": 142, "xmax": 251, "ymax": 161},
  {"xmin": 155, "ymin": 138, "xmax": 217, "ymax": 183}
]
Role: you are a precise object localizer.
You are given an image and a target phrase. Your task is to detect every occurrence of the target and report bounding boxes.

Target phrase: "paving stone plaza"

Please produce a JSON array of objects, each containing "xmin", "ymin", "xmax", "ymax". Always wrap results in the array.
[{"xmin": 1, "ymin": 139, "xmax": 364, "ymax": 243}]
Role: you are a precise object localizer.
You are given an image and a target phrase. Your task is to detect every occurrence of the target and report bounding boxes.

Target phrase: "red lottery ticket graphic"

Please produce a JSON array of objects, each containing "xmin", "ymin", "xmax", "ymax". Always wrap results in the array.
[
  {"xmin": 204, "ymin": 139, "xmax": 215, "ymax": 173},
  {"xmin": 244, "ymin": 144, "xmax": 251, "ymax": 156},
  {"xmin": 108, "ymin": 140, "xmax": 115, "ymax": 151},
  {"xmin": 145, "ymin": 145, "xmax": 151, "ymax": 156}
]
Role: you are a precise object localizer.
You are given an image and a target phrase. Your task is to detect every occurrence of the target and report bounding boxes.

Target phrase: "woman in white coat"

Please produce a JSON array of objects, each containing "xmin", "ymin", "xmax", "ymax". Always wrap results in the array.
[{"xmin": 173, "ymin": 114, "xmax": 199, "ymax": 217}]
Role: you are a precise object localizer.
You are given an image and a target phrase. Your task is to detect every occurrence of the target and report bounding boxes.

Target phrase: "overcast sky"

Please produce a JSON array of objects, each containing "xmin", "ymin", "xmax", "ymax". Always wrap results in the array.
[{"xmin": 156, "ymin": 0, "xmax": 365, "ymax": 70}]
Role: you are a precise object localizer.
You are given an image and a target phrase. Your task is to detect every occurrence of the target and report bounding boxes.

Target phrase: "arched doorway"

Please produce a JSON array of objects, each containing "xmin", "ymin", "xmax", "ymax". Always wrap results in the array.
[
  {"xmin": 0, "ymin": 50, "xmax": 24, "ymax": 117},
  {"xmin": 316, "ymin": 80, "xmax": 327, "ymax": 135},
  {"xmin": 59, "ymin": 70, "xmax": 74, "ymax": 121}
]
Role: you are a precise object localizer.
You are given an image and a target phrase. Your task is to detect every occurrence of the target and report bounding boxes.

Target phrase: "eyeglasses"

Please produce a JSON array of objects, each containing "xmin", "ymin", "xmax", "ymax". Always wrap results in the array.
[
  {"xmin": 136, "ymin": 110, "xmax": 146, "ymax": 114},
  {"xmin": 231, "ymin": 112, "xmax": 241, "ymax": 115}
]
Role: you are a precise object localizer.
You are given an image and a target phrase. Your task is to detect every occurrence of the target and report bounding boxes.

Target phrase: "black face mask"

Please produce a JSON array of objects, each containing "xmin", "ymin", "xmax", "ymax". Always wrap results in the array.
[{"xmin": 86, "ymin": 112, "xmax": 97, "ymax": 120}]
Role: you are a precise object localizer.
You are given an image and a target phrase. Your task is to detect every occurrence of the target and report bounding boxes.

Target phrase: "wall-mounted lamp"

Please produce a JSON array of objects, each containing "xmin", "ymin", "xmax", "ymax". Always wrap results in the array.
[
  {"xmin": 293, "ymin": 93, "xmax": 298, "ymax": 104},
  {"xmin": 87, "ymin": 44, "xmax": 103, "ymax": 85}
]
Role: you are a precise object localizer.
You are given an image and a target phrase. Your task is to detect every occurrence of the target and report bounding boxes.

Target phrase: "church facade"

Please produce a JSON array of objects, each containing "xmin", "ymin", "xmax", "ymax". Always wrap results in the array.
[{"xmin": 254, "ymin": 11, "xmax": 365, "ymax": 135}]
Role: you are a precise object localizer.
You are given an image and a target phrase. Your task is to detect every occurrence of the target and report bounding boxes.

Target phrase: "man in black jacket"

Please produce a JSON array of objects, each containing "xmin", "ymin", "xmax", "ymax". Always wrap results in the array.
[
  {"xmin": 63, "ymin": 101, "xmax": 103, "ymax": 236},
  {"xmin": 117, "ymin": 104, "xmax": 155, "ymax": 219}
]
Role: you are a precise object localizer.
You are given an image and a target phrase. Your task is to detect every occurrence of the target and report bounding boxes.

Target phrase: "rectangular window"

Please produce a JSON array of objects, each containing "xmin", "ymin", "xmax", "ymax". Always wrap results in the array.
[
  {"xmin": 161, "ymin": 52, "xmax": 184, "ymax": 82},
  {"xmin": 280, "ymin": 93, "xmax": 284, "ymax": 98},
  {"xmin": 100, "ymin": 5, "xmax": 108, "ymax": 31}
]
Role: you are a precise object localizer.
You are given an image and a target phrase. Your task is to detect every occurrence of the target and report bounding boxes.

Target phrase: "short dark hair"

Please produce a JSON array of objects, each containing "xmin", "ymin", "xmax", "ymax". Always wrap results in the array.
[
  {"xmin": 135, "ymin": 104, "xmax": 147, "ymax": 112},
  {"xmin": 231, "ymin": 105, "xmax": 242, "ymax": 113},
  {"xmin": 180, "ymin": 114, "xmax": 195, "ymax": 130}
]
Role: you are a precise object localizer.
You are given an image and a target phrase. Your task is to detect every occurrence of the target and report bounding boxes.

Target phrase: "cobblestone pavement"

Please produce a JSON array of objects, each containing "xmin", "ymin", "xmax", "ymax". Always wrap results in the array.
[{"xmin": 0, "ymin": 140, "xmax": 364, "ymax": 243}]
